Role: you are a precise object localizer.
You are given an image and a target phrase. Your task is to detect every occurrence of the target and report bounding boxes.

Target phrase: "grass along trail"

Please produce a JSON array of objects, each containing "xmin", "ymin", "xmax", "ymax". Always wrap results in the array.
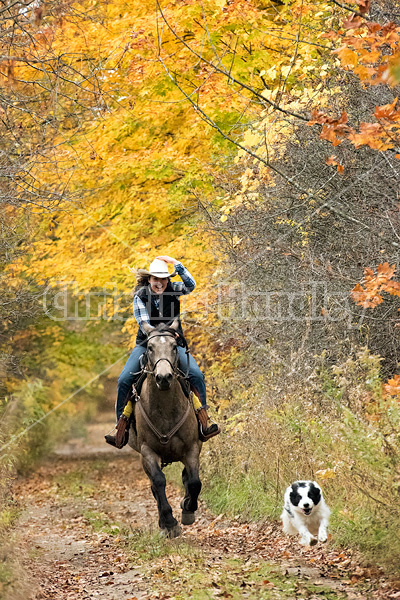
[{"xmin": 4, "ymin": 413, "xmax": 393, "ymax": 600}]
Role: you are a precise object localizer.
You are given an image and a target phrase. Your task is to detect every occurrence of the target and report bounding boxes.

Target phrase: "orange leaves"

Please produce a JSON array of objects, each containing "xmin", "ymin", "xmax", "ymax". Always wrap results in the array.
[
  {"xmin": 384, "ymin": 374, "xmax": 400, "ymax": 397},
  {"xmin": 383, "ymin": 279, "xmax": 400, "ymax": 297},
  {"xmin": 352, "ymin": 64, "xmax": 376, "ymax": 80},
  {"xmin": 358, "ymin": 48, "xmax": 381, "ymax": 64},
  {"xmin": 351, "ymin": 282, "xmax": 383, "ymax": 308},
  {"xmin": 351, "ymin": 263, "xmax": 399, "ymax": 309},
  {"xmin": 326, "ymin": 155, "xmax": 344, "ymax": 173},
  {"xmin": 309, "ymin": 111, "xmax": 348, "ymax": 126},
  {"xmin": 342, "ymin": 15, "xmax": 364, "ymax": 30},
  {"xmin": 309, "ymin": 110, "xmax": 352, "ymax": 147},
  {"xmin": 309, "ymin": 101, "xmax": 400, "ymax": 152},
  {"xmin": 352, "ymin": 263, "xmax": 400, "ymax": 401},
  {"xmin": 348, "ymin": 122, "xmax": 394, "ymax": 151},
  {"xmin": 321, "ymin": 128, "xmax": 345, "ymax": 147},
  {"xmin": 334, "ymin": 46, "xmax": 358, "ymax": 69},
  {"xmin": 333, "ymin": 6, "xmax": 400, "ymax": 88},
  {"xmin": 369, "ymin": 262, "xmax": 396, "ymax": 282},
  {"xmin": 374, "ymin": 97, "xmax": 400, "ymax": 120},
  {"xmin": 325, "ymin": 156, "xmax": 337, "ymax": 165},
  {"xmin": 0, "ymin": 59, "xmax": 16, "ymax": 85},
  {"xmin": 335, "ymin": 0, "xmax": 370, "ymax": 27}
]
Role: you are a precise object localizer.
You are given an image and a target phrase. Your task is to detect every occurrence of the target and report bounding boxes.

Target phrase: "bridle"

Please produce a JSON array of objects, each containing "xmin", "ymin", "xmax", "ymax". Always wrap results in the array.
[
  {"xmin": 134, "ymin": 327, "xmax": 193, "ymax": 446},
  {"xmin": 142, "ymin": 328, "xmax": 190, "ymax": 380}
]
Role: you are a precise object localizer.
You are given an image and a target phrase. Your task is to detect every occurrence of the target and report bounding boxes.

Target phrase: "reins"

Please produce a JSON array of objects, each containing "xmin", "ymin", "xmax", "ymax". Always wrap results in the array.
[
  {"xmin": 134, "ymin": 326, "xmax": 192, "ymax": 445},
  {"xmin": 136, "ymin": 397, "xmax": 192, "ymax": 445}
]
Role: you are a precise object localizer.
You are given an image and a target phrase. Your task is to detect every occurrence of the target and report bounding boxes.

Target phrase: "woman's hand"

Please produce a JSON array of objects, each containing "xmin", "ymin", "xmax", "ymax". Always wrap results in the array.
[{"xmin": 155, "ymin": 255, "xmax": 179, "ymax": 265}]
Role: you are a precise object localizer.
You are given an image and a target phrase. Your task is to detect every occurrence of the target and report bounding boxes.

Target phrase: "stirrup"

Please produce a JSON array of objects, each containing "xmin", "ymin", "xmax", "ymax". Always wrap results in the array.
[
  {"xmin": 104, "ymin": 430, "xmax": 129, "ymax": 449},
  {"xmin": 198, "ymin": 420, "xmax": 221, "ymax": 442},
  {"xmin": 104, "ymin": 415, "xmax": 130, "ymax": 449}
]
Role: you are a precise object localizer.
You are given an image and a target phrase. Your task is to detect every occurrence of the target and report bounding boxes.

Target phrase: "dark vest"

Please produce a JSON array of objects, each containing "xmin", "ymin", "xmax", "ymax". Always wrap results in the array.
[{"xmin": 135, "ymin": 283, "xmax": 186, "ymax": 346}]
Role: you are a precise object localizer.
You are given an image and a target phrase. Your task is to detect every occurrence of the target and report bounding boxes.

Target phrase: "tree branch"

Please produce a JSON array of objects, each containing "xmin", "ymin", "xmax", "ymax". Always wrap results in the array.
[{"xmin": 156, "ymin": 0, "xmax": 309, "ymax": 123}]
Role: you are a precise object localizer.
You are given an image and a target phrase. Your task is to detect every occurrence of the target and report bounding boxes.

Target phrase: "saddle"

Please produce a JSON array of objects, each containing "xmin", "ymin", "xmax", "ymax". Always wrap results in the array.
[
  {"xmin": 123, "ymin": 366, "xmax": 191, "ymax": 436},
  {"xmin": 119, "ymin": 328, "xmax": 218, "ymax": 442}
]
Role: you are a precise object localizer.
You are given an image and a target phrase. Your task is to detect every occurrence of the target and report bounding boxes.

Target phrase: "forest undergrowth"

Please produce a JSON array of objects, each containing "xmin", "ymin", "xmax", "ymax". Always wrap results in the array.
[{"xmin": 200, "ymin": 348, "xmax": 400, "ymax": 572}]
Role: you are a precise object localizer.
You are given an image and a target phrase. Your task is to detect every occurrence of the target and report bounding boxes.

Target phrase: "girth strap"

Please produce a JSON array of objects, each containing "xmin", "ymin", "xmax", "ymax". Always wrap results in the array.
[{"xmin": 136, "ymin": 398, "xmax": 192, "ymax": 445}]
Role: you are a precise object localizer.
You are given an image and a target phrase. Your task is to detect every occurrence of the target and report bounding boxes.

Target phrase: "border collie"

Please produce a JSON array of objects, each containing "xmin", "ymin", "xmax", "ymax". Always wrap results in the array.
[{"xmin": 281, "ymin": 480, "xmax": 330, "ymax": 546}]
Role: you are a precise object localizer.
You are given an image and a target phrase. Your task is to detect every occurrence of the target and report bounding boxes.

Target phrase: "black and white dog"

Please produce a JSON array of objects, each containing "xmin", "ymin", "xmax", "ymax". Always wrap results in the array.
[{"xmin": 281, "ymin": 481, "xmax": 330, "ymax": 546}]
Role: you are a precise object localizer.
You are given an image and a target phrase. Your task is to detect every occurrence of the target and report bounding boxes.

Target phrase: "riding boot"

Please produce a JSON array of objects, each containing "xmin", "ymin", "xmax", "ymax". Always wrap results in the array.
[
  {"xmin": 196, "ymin": 407, "xmax": 220, "ymax": 441},
  {"xmin": 105, "ymin": 415, "xmax": 130, "ymax": 449}
]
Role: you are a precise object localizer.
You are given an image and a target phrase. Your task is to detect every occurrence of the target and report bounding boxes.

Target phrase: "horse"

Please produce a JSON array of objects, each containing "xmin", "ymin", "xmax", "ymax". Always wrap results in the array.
[{"xmin": 128, "ymin": 319, "xmax": 202, "ymax": 538}]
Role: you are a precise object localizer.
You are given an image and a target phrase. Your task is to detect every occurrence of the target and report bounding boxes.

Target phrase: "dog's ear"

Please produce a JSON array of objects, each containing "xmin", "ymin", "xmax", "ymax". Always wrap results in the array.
[
  {"xmin": 289, "ymin": 483, "xmax": 301, "ymax": 506},
  {"xmin": 308, "ymin": 482, "xmax": 321, "ymax": 505}
]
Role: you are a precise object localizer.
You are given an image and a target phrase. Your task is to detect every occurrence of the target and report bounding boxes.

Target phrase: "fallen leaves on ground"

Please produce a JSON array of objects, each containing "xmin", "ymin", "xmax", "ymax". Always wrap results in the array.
[{"xmin": 4, "ymin": 417, "xmax": 397, "ymax": 600}]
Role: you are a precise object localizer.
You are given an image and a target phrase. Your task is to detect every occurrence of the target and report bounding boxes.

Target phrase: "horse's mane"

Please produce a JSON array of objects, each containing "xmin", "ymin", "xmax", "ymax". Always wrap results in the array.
[
  {"xmin": 157, "ymin": 323, "xmax": 174, "ymax": 332},
  {"xmin": 148, "ymin": 323, "xmax": 177, "ymax": 336},
  {"xmin": 146, "ymin": 323, "xmax": 181, "ymax": 341}
]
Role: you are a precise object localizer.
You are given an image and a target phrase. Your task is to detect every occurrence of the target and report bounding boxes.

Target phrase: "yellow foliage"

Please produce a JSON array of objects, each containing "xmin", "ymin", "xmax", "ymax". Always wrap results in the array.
[
  {"xmin": 315, "ymin": 468, "xmax": 337, "ymax": 480},
  {"xmin": 3, "ymin": 0, "xmax": 348, "ymax": 384}
]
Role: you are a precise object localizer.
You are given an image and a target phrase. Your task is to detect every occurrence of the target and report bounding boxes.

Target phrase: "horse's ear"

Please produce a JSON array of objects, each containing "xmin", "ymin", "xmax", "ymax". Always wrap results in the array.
[
  {"xmin": 170, "ymin": 318, "xmax": 180, "ymax": 332},
  {"xmin": 141, "ymin": 322, "xmax": 155, "ymax": 335}
]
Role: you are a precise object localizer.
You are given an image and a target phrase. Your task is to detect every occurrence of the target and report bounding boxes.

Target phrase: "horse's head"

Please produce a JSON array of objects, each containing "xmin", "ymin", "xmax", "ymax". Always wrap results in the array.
[{"xmin": 142, "ymin": 319, "xmax": 180, "ymax": 390}]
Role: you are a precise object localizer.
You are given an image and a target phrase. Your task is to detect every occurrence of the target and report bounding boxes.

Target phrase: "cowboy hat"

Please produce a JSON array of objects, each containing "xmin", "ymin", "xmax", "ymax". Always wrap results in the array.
[{"xmin": 131, "ymin": 258, "xmax": 177, "ymax": 278}]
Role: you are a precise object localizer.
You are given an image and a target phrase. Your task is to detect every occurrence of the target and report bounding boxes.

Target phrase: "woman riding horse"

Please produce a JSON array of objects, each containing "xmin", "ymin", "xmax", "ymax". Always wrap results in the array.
[{"xmin": 105, "ymin": 255, "xmax": 219, "ymax": 448}]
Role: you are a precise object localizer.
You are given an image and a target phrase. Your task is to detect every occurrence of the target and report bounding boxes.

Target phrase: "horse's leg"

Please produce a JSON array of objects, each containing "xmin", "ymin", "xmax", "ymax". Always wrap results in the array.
[
  {"xmin": 181, "ymin": 447, "xmax": 202, "ymax": 526},
  {"xmin": 141, "ymin": 444, "xmax": 181, "ymax": 538}
]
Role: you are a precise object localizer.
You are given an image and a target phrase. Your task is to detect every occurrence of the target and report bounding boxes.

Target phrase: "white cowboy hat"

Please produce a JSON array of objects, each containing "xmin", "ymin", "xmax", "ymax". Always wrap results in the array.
[{"xmin": 130, "ymin": 258, "xmax": 176, "ymax": 278}]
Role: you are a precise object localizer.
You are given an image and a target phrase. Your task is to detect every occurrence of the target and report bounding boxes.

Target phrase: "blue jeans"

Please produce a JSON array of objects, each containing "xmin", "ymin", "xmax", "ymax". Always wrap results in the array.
[{"xmin": 116, "ymin": 345, "xmax": 208, "ymax": 420}]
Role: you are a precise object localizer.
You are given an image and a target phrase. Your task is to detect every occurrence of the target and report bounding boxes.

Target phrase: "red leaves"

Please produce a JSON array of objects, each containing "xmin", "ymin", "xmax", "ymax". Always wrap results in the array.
[{"xmin": 357, "ymin": 0, "xmax": 371, "ymax": 15}]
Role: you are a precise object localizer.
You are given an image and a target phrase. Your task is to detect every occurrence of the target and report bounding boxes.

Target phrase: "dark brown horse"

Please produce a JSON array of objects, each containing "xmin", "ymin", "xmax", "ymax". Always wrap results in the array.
[{"xmin": 128, "ymin": 319, "xmax": 202, "ymax": 538}]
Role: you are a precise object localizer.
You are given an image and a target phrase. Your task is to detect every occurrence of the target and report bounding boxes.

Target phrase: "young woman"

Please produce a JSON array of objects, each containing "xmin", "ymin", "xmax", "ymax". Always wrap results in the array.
[{"xmin": 105, "ymin": 255, "xmax": 219, "ymax": 448}]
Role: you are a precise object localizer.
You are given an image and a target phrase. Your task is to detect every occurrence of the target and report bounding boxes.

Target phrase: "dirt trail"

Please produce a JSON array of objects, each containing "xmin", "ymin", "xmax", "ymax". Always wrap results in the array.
[{"xmin": 7, "ymin": 413, "xmax": 391, "ymax": 600}]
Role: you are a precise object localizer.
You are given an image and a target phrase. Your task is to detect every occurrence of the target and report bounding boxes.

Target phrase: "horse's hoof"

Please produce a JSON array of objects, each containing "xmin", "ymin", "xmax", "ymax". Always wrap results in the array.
[
  {"xmin": 181, "ymin": 511, "xmax": 195, "ymax": 526},
  {"xmin": 160, "ymin": 525, "xmax": 182, "ymax": 538},
  {"xmin": 167, "ymin": 524, "xmax": 182, "ymax": 538}
]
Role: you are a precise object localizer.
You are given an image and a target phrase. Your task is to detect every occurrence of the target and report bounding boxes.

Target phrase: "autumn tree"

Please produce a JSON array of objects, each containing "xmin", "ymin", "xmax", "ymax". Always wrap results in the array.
[
  {"xmin": 0, "ymin": 0, "xmax": 113, "ymax": 381},
  {"xmin": 153, "ymin": 0, "xmax": 400, "ymax": 387},
  {"xmin": 6, "ymin": 0, "xmax": 400, "ymax": 407}
]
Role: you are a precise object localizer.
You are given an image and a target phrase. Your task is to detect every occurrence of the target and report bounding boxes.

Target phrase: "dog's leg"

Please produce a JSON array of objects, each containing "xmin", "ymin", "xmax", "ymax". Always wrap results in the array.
[
  {"xmin": 298, "ymin": 525, "xmax": 317, "ymax": 546},
  {"xmin": 318, "ymin": 517, "xmax": 329, "ymax": 543},
  {"xmin": 281, "ymin": 512, "xmax": 298, "ymax": 536}
]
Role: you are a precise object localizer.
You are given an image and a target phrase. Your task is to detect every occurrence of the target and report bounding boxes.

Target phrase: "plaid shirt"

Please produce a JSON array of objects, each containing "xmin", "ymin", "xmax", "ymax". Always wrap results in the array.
[{"xmin": 133, "ymin": 262, "xmax": 196, "ymax": 333}]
